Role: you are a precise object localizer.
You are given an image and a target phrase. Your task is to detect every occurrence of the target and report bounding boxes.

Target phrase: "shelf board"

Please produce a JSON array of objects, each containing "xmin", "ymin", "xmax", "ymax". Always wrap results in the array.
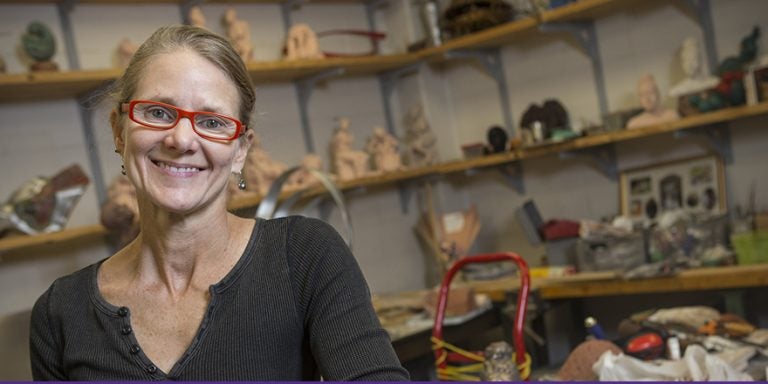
[
  {"xmin": 0, "ymin": 69, "xmax": 120, "ymax": 102},
  {"xmin": 248, "ymin": 53, "xmax": 420, "ymax": 83},
  {"xmin": 0, "ymin": 224, "xmax": 107, "ymax": 254},
  {"xmin": 518, "ymin": 102, "xmax": 768, "ymax": 160}
]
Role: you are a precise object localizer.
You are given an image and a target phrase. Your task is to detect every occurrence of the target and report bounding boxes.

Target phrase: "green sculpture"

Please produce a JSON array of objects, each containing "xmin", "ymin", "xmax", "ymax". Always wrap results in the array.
[{"xmin": 22, "ymin": 21, "xmax": 58, "ymax": 71}]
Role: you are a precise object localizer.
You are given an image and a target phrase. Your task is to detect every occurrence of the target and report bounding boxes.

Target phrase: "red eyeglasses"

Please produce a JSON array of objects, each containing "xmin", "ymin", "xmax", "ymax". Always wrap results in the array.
[{"xmin": 122, "ymin": 100, "xmax": 246, "ymax": 141}]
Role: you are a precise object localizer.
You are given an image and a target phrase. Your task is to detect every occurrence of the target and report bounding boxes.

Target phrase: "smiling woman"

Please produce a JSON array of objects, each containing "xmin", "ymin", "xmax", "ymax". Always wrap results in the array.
[{"xmin": 28, "ymin": 25, "xmax": 409, "ymax": 382}]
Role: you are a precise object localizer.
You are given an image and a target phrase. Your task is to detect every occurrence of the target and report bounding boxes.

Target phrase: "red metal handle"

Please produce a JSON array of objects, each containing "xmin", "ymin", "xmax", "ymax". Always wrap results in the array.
[{"xmin": 431, "ymin": 252, "xmax": 530, "ymax": 371}]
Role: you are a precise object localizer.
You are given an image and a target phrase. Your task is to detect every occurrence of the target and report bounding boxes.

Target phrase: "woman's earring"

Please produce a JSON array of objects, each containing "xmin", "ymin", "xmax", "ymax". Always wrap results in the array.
[
  {"xmin": 121, "ymin": 164, "xmax": 127, "ymax": 176},
  {"xmin": 237, "ymin": 172, "xmax": 246, "ymax": 190}
]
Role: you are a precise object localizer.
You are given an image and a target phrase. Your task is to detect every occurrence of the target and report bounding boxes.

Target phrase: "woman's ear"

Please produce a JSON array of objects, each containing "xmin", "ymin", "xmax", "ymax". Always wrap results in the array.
[
  {"xmin": 110, "ymin": 108, "xmax": 125, "ymax": 153},
  {"xmin": 232, "ymin": 129, "xmax": 254, "ymax": 172}
]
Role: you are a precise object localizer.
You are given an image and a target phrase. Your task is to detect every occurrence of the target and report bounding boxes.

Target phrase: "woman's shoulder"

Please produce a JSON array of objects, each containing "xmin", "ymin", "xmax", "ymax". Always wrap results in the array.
[{"xmin": 32, "ymin": 260, "xmax": 102, "ymax": 318}]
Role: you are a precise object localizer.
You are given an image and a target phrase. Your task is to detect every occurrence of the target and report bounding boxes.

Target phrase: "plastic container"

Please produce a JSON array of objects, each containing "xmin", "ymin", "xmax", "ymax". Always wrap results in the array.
[{"xmin": 731, "ymin": 231, "xmax": 768, "ymax": 265}]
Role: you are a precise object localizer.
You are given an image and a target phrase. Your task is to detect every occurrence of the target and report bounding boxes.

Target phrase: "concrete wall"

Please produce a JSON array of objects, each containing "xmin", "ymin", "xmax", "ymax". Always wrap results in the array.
[{"xmin": 0, "ymin": 0, "xmax": 767, "ymax": 379}]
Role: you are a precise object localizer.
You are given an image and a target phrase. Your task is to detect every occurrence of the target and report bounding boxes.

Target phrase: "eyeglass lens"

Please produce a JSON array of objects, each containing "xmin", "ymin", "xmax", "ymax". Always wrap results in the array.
[{"xmin": 132, "ymin": 102, "xmax": 238, "ymax": 139}]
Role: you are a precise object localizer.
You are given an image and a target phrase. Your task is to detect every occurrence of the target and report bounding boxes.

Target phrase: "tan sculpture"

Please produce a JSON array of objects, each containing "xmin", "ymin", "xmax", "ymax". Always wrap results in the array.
[
  {"xmin": 626, "ymin": 74, "xmax": 679, "ymax": 129},
  {"xmin": 403, "ymin": 104, "xmax": 439, "ymax": 167},
  {"xmin": 221, "ymin": 8, "xmax": 253, "ymax": 62},
  {"xmin": 329, "ymin": 117, "xmax": 370, "ymax": 181},
  {"xmin": 115, "ymin": 38, "xmax": 138, "ymax": 68},
  {"xmin": 242, "ymin": 134, "xmax": 287, "ymax": 196},
  {"xmin": 284, "ymin": 23, "xmax": 325, "ymax": 60},
  {"xmin": 188, "ymin": 5, "xmax": 207, "ymax": 29},
  {"xmin": 366, "ymin": 126, "xmax": 403, "ymax": 173},
  {"xmin": 285, "ymin": 153, "xmax": 325, "ymax": 191},
  {"xmin": 670, "ymin": 37, "xmax": 719, "ymax": 97}
]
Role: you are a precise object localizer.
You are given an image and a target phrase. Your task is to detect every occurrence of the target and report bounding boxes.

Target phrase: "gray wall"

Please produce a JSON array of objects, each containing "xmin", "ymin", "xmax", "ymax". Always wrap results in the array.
[{"xmin": 1, "ymin": 0, "xmax": 767, "ymax": 379}]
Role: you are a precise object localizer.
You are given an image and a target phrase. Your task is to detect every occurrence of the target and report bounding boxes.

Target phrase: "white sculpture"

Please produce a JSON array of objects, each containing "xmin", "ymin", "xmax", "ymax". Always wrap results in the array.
[
  {"xmin": 626, "ymin": 74, "xmax": 679, "ymax": 129},
  {"xmin": 188, "ymin": 5, "xmax": 207, "ymax": 29},
  {"xmin": 329, "ymin": 117, "xmax": 370, "ymax": 181},
  {"xmin": 284, "ymin": 23, "xmax": 325, "ymax": 60},
  {"xmin": 366, "ymin": 126, "xmax": 403, "ymax": 173},
  {"xmin": 403, "ymin": 104, "xmax": 439, "ymax": 167},
  {"xmin": 669, "ymin": 37, "xmax": 720, "ymax": 97},
  {"xmin": 221, "ymin": 8, "xmax": 253, "ymax": 62}
]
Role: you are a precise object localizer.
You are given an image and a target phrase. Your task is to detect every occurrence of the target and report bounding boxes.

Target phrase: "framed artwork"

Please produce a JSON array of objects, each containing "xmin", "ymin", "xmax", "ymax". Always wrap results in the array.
[{"xmin": 619, "ymin": 154, "xmax": 726, "ymax": 222}]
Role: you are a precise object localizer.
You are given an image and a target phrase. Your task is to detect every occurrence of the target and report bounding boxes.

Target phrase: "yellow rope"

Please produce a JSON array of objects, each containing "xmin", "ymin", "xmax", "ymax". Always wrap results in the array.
[{"xmin": 431, "ymin": 336, "xmax": 533, "ymax": 381}]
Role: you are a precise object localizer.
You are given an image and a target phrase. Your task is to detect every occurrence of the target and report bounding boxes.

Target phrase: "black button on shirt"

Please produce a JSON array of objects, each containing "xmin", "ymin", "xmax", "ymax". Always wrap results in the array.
[
  {"xmin": 130, "ymin": 345, "xmax": 141, "ymax": 354},
  {"xmin": 117, "ymin": 307, "xmax": 129, "ymax": 317},
  {"xmin": 146, "ymin": 365, "xmax": 157, "ymax": 374},
  {"xmin": 121, "ymin": 325, "xmax": 132, "ymax": 335}
]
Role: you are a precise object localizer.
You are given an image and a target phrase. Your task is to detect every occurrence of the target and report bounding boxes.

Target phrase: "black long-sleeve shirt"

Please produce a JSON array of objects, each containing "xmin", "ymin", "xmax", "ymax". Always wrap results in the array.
[{"xmin": 30, "ymin": 216, "xmax": 409, "ymax": 381}]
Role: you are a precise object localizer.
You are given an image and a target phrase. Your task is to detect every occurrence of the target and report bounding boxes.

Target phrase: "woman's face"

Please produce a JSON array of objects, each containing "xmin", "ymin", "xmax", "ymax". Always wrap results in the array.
[{"xmin": 113, "ymin": 49, "xmax": 249, "ymax": 214}]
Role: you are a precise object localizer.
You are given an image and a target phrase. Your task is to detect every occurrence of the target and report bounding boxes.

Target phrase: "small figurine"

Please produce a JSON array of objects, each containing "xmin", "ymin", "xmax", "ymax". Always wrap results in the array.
[
  {"xmin": 284, "ymin": 23, "xmax": 325, "ymax": 60},
  {"xmin": 242, "ymin": 134, "xmax": 287, "ymax": 196},
  {"xmin": 329, "ymin": 117, "xmax": 370, "ymax": 181},
  {"xmin": 483, "ymin": 341, "xmax": 520, "ymax": 381},
  {"xmin": 187, "ymin": 5, "xmax": 207, "ymax": 29},
  {"xmin": 285, "ymin": 153, "xmax": 325, "ymax": 191},
  {"xmin": 365, "ymin": 126, "xmax": 403, "ymax": 173},
  {"xmin": 115, "ymin": 38, "xmax": 138, "ymax": 68},
  {"xmin": 485, "ymin": 126, "xmax": 508, "ymax": 153},
  {"xmin": 221, "ymin": 8, "xmax": 253, "ymax": 62},
  {"xmin": 402, "ymin": 104, "xmax": 439, "ymax": 167},
  {"xmin": 626, "ymin": 74, "xmax": 679, "ymax": 129},
  {"xmin": 100, "ymin": 175, "xmax": 139, "ymax": 248},
  {"xmin": 669, "ymin": 37, "xmax": 719, "ymax": 98},
  {"xmin": 22, "ymin": 21, "xmax": 58, "ymax": 71}
]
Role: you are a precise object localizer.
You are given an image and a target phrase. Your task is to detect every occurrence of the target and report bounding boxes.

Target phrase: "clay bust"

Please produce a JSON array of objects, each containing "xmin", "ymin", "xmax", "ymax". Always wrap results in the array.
[
  {"xmin": 242, "ymin": 134, "xmax": 287, "ymax": 196},
  {"xmin": 22, "ymin": 21, "xmax": 58, "ymax": 71},
  {"xmin": 365, "ymin": 126, "xmax": 403, "ymax": 173},
  {"xmin": 403, "ymin": 104, "xmax": 439, "ymax": 167},
  {"xmin": 221, "ymin": 8, "xmax": 253, "ymax": 62},
  {"xmin": 284, "ymin": 23, "xmax": 325, "ymax": 60},
  {"xmin": 188, "ymin": 5, "xmax": 207, "ymax": 29},
  {"xmin": 669, "ymin": 37, "xmax": 719, "ymax": 97},
  {"xmin": 115, "ymin": 38, "xmax": 138, "ymax": 68},
  {"xmin": 329, "ymin": 117, "xmax": 370, "ymax": 181},
  {"xmin": 626, "ymin": 74, "xmax": 679, "ymax": 129}
]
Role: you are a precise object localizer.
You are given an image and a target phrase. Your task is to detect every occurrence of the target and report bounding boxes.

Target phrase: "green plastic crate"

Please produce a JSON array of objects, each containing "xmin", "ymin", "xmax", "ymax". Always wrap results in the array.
[{"xmin": 731, "ymin": 231, "xmax": 768, "ymax": 265}]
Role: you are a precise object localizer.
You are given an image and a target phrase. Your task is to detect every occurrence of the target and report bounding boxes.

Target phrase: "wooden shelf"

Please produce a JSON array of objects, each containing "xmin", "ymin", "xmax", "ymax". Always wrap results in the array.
[
  {"xmin": 469, "ymin": 264, "xmax": 768, "ymax": 302},
  {"xmin": 247, "ymin": 53, "xmax": 420, "ymax": 83},
  {"xmin": 0, "ymin": 69, "xmax": 121, "ymax": 103},
  {"xmin": 0, "ymin": 224, "xmax": 107, "ymax": 254}
]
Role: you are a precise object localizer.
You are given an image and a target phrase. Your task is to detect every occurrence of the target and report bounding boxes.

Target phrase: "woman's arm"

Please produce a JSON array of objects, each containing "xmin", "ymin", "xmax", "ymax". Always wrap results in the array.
[
  {"xmin": 29, "ymin": 286, "xmax": 66, "ymax": 380},
  {"xmin": 287, "ymin": 217, "xmax": 409, "ymax": 381}
]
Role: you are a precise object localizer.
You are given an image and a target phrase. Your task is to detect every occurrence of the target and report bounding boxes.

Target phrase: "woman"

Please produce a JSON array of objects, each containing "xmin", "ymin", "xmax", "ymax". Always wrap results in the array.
[{"xmin": 29, "ymin": 25, "xmax": 409, "ymax": 381}]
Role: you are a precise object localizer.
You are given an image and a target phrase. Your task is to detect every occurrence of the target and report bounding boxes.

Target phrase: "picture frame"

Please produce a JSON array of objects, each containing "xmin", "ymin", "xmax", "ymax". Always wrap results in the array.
[{"xmin": 619, "ymin": 154, "xmax": 726, "ymax": 222}]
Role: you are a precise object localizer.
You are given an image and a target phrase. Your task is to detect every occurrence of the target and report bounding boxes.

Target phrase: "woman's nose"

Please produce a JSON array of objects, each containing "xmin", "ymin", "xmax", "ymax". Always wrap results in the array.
[{"xmin": 164, "ymin": 116, "xmax": 199, "ymax": 152}]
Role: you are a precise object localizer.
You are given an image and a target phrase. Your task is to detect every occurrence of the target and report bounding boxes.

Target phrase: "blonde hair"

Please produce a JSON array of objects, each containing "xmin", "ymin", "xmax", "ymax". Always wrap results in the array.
[{"xmin": 112, "ymin": 24, "xmax": 255, "ymax": 128}]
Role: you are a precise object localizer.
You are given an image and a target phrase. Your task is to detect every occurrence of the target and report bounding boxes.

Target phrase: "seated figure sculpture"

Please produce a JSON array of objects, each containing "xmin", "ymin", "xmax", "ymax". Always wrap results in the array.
[
  {"xmin": 366, "ymin": 126, "xmax": 403, "ymax": 173},
  {"xmin": 329, "ymin": 117, "xmax": 370, "ymax": 181},
  {"xmin": 403, "ymin": 104, "xmax": 439, "ymax": 167},
  {"xmin": 221, "ymin": 8, "xmax": 252, "ymax": 62},
  {"xmin": 242, "ymin": 134, "xmax": 287, "ymax": 196},
  {"xmin": 626, "ymin": 74, "xmax": 679, "ymax": 129}
]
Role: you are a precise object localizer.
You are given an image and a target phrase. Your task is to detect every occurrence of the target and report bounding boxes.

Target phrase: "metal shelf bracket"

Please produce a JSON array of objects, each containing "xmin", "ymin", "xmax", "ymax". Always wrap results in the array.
[
  {"xmin": 674, "ymin": 122, "xmax": 733, "ymax": 163},
  {"xmin": 539, "ymin": 21, "xmax": 608, "ymax": 118},
  {"xmin": 443, "ymin": 49, "xmax": 515, "ymax": 136},
  {"xmin": 295, "ymin": 67, "xmax": 346, "ymax": 153},
  {"xmin": 497, "ymin": 161, "xmax": 525, "ymax": 194},
  {"xmin": 559, "ymin": 144, "xmax": 618, "ymax": 181}
]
